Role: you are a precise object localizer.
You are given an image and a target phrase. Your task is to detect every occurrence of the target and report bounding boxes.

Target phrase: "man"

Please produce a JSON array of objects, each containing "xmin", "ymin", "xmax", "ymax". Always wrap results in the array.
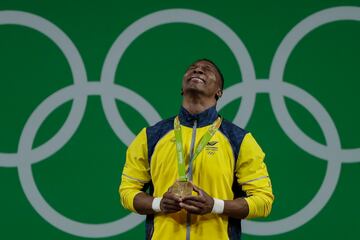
[{"xmin": 119, "ymin": 59, "xmax": 274, "ymax": 240}]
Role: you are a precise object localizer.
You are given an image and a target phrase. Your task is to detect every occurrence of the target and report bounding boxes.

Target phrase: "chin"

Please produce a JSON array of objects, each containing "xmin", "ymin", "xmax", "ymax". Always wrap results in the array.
[{"xmin": 184, "ymin": 88, "xmax": 206, "ymax": 96}]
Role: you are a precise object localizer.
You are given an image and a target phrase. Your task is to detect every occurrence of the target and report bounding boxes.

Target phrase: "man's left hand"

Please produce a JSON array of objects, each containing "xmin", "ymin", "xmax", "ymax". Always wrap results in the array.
[{"xmin": 180, "ymin": 184, "xmax": 214, "ymax": 215}]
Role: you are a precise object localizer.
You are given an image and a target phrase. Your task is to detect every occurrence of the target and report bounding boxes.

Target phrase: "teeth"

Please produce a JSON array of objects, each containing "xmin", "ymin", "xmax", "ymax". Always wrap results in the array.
[{"xmin": 191, "ymin": 77, "xmax": 204, "ymax": 83}]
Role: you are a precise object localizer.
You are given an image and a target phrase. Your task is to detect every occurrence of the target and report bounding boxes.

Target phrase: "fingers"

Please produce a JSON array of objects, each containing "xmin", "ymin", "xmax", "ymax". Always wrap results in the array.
[
  {"xmin": 180, "ymin": 184, "xmax": 213, "ymax": 215},
  {"xmin": 161, "ymin": 199, "xmax": 181, "ymax": 213},
  {"xmin": 191, "ymin": 184, "xmax": 201, "ymax": 194},
  {"xmin": 180, "ymin": 202, "xmax": 202, "ymax": 214},
  {"xmin": 160, "ymin": 183, "xmax": 213, "ymax": 214},
  {"xmin": 161, "ymin": 188, "xmax": 182, "ymax": 213},
  {"xmin": 182, "ymin": 199, "xmax": 204, "ymax": 209},
  {"xmin": 162, "ymin": 197, "xmax": 180, "ymax": 207},
  {"xmin": 162, "ymin": 204, "xmax": 181, "ymax": 213},
  {"xmin": 189, "ymin": 182, "xmax": 206, "ymax": 197},
  {"xmin": 181, "ymin": 195, "xmax": 206, "ymax": 203},
  {"xmin": 164, "ymin": 191, "xmax": 182, "ymax": 202}
]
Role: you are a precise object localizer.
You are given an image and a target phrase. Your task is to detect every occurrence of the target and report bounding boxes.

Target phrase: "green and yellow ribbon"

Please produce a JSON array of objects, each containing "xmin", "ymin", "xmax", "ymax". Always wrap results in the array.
[{"xmin": 174, "ymin": 116, "xmax": 222, "ymax": 181}]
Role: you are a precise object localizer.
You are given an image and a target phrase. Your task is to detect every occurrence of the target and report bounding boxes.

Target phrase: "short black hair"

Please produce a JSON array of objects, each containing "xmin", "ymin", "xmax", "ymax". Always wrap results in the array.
[{"xmin": 193, "ymin": 58, "xmax": 224, "ymax": 87}]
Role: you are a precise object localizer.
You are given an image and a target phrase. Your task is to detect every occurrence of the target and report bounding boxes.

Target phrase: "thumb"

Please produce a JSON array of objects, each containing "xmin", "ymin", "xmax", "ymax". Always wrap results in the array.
[{"xmin": 191, "ymin": 184, "xmax": 203, "ymax": 196}]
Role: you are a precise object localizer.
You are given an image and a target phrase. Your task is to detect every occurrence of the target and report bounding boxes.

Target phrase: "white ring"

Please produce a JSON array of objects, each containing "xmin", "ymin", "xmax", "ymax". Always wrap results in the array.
[
  {"xmin": 0, "ymin": 10, "xmax": 87, "ymax": 167},
  {"xmin": 229, "ymin": 81, "xmax": 342, "ymax": 235},
  {"xmin": 17, "ymin": 83, "xmax": 155, "ymax": 238},
  {"xmin": 242, "ymin": 6, "xmax": 360, "ymax": 235},
  {"xmin": 100, "ymin": 8, "xmax": 257, "ymax": 142},
  {"xmin": 269, "ymin": 6, "xmax": 360, "ymax": 163}
]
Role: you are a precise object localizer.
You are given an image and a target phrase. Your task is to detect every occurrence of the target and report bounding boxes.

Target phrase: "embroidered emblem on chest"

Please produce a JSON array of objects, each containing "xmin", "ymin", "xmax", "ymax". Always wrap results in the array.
[{"xmin": 205, "ymin": 141, "xmax": 218, "ymax": 155}]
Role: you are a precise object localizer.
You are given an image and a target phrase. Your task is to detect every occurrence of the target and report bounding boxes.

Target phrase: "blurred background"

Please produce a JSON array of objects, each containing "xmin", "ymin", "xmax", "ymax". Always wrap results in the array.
[{"xmin": 0, "ymin": 0, "xmax": 359, "ymax": 239}]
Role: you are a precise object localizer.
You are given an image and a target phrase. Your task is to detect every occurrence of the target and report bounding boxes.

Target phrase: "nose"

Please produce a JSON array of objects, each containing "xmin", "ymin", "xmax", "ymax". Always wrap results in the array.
[{"xmin": 193, "ymin": 66, "xmax": 204, "ymax": 75}]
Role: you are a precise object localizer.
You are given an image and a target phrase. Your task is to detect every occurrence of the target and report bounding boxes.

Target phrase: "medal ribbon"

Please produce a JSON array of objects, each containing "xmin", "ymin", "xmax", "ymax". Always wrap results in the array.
[{"xmin": 174, "ymin": 116, "xmax": 222, "ymax": 181}]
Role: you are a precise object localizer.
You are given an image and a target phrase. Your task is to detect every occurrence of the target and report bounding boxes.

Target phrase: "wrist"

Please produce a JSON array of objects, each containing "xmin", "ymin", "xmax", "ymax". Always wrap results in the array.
[
  {"xmin": 211, "ymin": 198, "xmax": 224, "ymax": 214},
  {"xmin": 151, "ymin": 197, "xmax": 162, "ymax": 213}
]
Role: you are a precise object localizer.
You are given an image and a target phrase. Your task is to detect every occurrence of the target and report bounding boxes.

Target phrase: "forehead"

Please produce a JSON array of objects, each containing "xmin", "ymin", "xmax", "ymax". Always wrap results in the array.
[{"xmin": 188, "ymin": 60, "xmax": 216, "ymax": 70}]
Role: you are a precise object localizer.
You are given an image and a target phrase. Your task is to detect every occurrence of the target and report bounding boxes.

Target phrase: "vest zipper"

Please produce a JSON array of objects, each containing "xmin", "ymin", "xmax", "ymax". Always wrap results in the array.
[
  {"xmin": 186, "ymin": 119, "xmax": 197, "ymax": 240},
  {"xmin": 188, "ymin": 120, "xmax": 197, "ymax": 181}
]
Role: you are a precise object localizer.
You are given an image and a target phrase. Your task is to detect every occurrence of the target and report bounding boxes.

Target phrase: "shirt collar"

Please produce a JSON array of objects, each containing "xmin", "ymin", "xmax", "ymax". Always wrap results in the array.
[{"xmin": 178, "ymin": 105, "xmax": 218, "ymax": 128}]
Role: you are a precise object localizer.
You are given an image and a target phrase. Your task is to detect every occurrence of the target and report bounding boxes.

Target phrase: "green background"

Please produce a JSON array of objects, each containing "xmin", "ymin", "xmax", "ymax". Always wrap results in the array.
[{"xmin": 0, "ymin": 0, "xmax": 359, "ymax": 239}]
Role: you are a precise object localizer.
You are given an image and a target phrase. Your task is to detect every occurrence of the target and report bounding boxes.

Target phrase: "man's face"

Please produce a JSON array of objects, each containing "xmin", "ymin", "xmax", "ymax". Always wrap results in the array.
[{"xmin": 182, "ymin": 60, "xmax": 222, "ymax": 99}]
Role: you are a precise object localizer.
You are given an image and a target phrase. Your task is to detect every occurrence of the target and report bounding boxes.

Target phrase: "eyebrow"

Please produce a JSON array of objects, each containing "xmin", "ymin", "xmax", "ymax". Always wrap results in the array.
[{"xmin": 188, "ymin": 63, "xmax": 214, "ymax": 71}]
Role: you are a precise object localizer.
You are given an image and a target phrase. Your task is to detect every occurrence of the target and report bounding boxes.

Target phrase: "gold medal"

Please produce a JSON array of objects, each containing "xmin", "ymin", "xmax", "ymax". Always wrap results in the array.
[{"xmin": 171, "ymin": 180, "xmax": 193, "ymax": 197}]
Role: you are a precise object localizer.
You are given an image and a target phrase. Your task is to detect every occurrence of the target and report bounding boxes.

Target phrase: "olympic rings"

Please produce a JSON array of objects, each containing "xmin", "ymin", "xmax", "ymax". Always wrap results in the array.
[
  {"xmin": 0, "ymin": 10, "xmax": 87, "ymax": 167},
  {"xmin": 0, "ymin": 6, "xmax": 359, "ymax": 237}
]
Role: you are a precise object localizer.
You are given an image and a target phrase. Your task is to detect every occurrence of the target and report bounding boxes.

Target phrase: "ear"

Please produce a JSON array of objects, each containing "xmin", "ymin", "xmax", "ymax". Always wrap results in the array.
[{"xmin": 216, "ymin": 89, "xmax": 223, "ymax": 99}]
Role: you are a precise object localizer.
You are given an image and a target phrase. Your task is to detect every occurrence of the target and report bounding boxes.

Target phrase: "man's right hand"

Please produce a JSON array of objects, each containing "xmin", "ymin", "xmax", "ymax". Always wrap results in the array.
[{"xmin": 160, "ymin": 187, "xmax": 182, "ymax": 213}]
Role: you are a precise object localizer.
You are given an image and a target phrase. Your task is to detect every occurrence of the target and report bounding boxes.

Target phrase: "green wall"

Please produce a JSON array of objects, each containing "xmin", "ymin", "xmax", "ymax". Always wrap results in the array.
[{"xmin": 0, "ymin": 1, "xmax": 359, "ymax": 239}]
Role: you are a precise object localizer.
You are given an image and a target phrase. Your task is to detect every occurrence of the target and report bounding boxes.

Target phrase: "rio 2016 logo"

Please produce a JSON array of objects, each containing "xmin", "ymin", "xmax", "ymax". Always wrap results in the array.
[{"xmin": 0, "ymin": 6, "xmax": 359, "ymax": 238}]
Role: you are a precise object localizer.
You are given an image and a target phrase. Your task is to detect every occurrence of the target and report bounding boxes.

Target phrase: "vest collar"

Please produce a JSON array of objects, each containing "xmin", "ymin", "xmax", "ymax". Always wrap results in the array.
[{"xmin": 178, "ymin": 105, "xmax": 218, "ymax": 128}]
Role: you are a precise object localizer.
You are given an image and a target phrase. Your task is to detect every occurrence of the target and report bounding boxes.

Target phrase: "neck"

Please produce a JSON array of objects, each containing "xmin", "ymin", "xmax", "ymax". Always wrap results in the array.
[{"xmin": 182, "ymin": 94, "xmax": 216, "ymax": 114}]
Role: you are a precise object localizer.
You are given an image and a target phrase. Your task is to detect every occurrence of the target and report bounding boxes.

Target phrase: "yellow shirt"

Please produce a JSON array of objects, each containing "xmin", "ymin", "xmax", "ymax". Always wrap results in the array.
[{"xmin": 119, "ymin": 106, "xmax": 274, "ymax": 240}]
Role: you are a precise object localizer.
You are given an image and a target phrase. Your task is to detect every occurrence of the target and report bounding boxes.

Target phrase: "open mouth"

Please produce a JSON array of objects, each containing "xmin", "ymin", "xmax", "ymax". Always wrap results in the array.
[{"xmin": 189, "ymin": 76, "xmax": 205, "ymax": 84}]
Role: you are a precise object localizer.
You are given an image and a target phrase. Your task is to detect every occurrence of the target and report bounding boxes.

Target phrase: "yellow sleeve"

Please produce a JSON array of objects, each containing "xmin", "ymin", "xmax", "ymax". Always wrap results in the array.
[
  {"xmin": 235, "ymin": 133, "xmax": 274, "ymax": 219},
  {"xmin": 119, "ymin": 128, "xmax": 151, "ymax": 212}
]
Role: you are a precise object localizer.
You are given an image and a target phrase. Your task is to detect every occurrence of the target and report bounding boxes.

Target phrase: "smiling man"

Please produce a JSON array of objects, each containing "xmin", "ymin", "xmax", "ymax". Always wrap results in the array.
[{"xmin": 119, "ymin": 59, "xmax": 274, "ymax": 240}]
